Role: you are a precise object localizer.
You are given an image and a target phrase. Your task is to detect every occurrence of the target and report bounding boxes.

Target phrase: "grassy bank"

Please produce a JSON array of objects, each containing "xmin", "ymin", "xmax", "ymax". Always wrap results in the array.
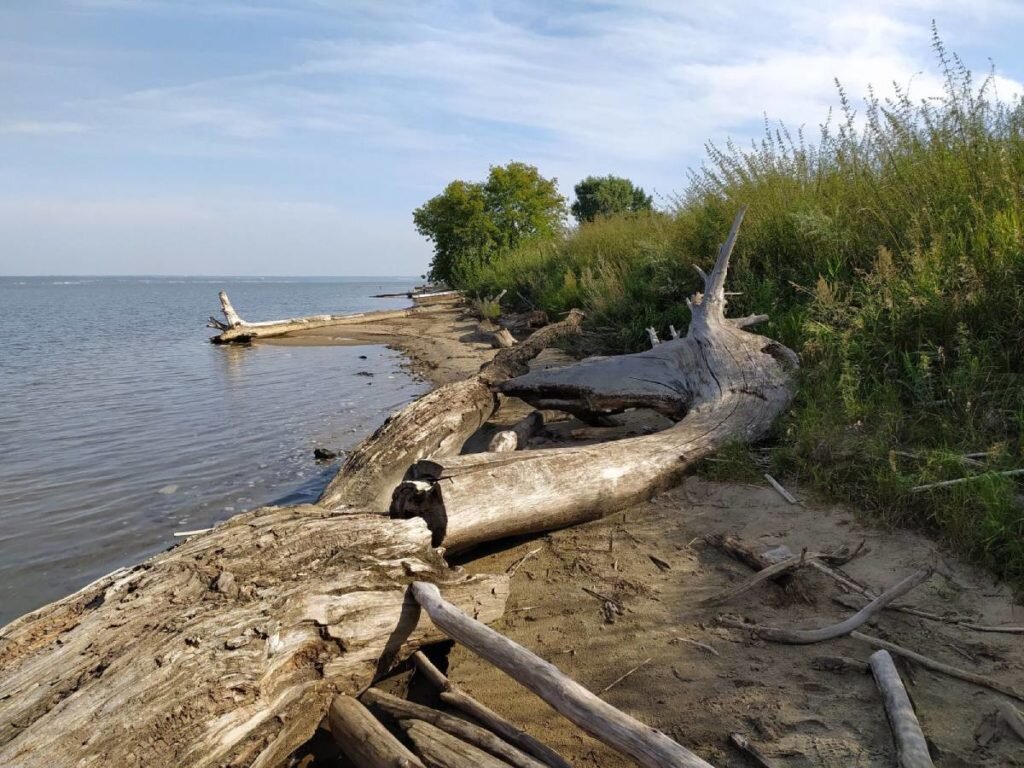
[{"xmin": 455, "ymin": 40, "xmax": 1024, "ymax": 586}]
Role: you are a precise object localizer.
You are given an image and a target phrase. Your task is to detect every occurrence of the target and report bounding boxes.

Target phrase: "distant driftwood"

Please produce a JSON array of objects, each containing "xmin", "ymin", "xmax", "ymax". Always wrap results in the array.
[{"xmin": 207, "ymin": 289, "xmax": 460, "ymax": 343}]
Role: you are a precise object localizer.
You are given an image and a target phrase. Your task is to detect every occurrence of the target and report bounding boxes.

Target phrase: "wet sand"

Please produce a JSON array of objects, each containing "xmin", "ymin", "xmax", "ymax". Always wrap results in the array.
[{"xmin": 286, "ymin": 303, "xmax": 1024, "ymax": 767}]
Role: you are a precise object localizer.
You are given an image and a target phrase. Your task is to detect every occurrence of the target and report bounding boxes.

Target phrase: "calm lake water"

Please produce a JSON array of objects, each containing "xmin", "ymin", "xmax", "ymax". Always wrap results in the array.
[{"xmin": 0, "ymin": 277, "xmax": 427, "ymax": 625}]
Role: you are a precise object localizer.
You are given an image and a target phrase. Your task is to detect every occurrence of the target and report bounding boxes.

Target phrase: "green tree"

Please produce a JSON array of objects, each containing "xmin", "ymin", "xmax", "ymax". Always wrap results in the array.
[
  {"xmin": 570, "ymin": 175, "xmax": 653, "ymax": 223},
  {"xmin": 413, "ymin": 162, "xmax": 566, "ymax": 284}
]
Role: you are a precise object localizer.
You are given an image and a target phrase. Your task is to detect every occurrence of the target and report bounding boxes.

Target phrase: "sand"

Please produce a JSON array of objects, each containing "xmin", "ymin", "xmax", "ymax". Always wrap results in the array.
[{"xmin": 286, "ymin": 303, "xmax": 1024, "ymax": 767}]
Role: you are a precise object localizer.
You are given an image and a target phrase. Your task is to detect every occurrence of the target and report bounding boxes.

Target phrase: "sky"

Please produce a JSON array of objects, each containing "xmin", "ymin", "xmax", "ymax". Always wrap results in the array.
[{"xmin": 1, "ymin": 1, "xmax": 1023, "ymax": 276}]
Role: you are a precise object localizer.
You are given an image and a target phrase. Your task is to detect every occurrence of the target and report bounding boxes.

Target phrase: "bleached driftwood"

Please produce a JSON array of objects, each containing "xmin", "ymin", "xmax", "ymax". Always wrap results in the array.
[
  {"xmin": 328, "ymin": 693, "xmax": 426, "ymax": 768},
  {"xmin": 868, "ymin": 650, "xmax": 933, "ymax": 768},
  {"xmin": 392, "ymin": 209, "xmax": 798, "ymax": 552},
  {"xmin": 0, "ymin": 510, "xmax": 507, "ymax": 768},
  {"xmin": 362, "ymin": 688, "xmax": 547, "ymax": 768},
  {"xmin": 488, "ymin": 411, "xmax": 544, "ymax": 453},
  {"xmin": 321, "ymin": 312, "xmax": 583, "ymax": 512},
  {"xmin": 208, "ymin": 290, "xmax": 448, "ymax": 343},
  {"xmin": 401, "ymin": 720, "xmax": 511, "ymax": 768},
  {"xmin": 411, "ymin": 651, "xmax": 571, "ymax": 768},
  {"xmin": 411, "ymin": 581, "xmax": 715, "ymax": 768},
  {"xmin": 719, "ymin": 569, "xmax": 932, "ymax": 644}
]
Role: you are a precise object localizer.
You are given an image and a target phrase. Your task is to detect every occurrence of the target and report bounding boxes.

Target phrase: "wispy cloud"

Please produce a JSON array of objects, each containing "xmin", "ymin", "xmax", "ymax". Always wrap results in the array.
[{"xmin": 0, "ymin": 120, "xmax": 90, "ymax": 135}]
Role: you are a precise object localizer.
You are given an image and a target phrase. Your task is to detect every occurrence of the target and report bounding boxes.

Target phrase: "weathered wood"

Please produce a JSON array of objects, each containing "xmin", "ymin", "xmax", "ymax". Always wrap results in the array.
[
  {"xmin": 869, "ymin": 650, "xmax": 934, "ymax": 768},
  {"xmin": 328, "ymin": 693, "xmax": 426, "ymax": 768},
  {"xmin": 362, "ymin": 688, "xmax": 547, "ymax": 768},
  {"xmin": 488, "ymin": 411, "xmax": 544, "ymax": 453},
  {"xmin": 402, "ymin": 719, "xmax": 513, "ymax": 768},
  {"xmin": 412, "ymin": 652, "xmax": 572, "ymax": 768},
  {"xmin": 411, "ymin": 581, "xmax": 716, "ymax": 768},
  {"xmin": 0, "ymin": 510, "xmax": 508, "ymax": 768},
  {"xmin": 393, "ymin": 210, "xmax": 798, "ymax": 551},
  {"xmin": 209, "ymin": 291, "xmax": 449, "ymax": 343},
  {"xmin": 720, "ymin": 569, "xmax": 932, "ymax": 644},
  {"xmin": 492, "ymin": 328, "xmax": 517, "ymax": 349},
  {"xmin": 321, "ymin": 313, "xmax": 583, "ymax": 512}
]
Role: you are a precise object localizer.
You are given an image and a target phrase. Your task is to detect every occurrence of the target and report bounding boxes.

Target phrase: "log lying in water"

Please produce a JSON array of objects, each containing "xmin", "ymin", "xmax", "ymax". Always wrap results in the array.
[
  {"xmin": 320, "ymin": 312, "xmax": 583, "ymax": 512},
  {"xmin": 208, "ymin": 290, "xmax": 452, "ymax": 344},
  {"xmin": 0, "ymin": 509, "xmax": 507, "ymax": 768},
  {"xmin": 392, "ymin": 208, "xmax": 798, "ymax": 551}
]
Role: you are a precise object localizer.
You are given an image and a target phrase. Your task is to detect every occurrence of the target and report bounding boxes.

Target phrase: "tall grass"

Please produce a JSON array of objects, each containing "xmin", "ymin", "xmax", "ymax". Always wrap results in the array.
[{"xmin": 454, "ymin": 32, "xmax": 1024, "ymax": 585}]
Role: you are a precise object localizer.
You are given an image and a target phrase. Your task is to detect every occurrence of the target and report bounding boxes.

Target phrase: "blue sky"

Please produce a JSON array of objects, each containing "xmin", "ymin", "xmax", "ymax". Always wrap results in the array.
[{"xmin": 1, "ymin": 1, "xmax": 1023, "ymax": 276}]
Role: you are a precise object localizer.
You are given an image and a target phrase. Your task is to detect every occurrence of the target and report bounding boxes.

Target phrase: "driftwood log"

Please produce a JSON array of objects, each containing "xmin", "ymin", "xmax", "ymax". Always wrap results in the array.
[
  {"xmin": 392, "ymin": 208, "xmax": 798, "ymax": 551},
  {"xmin": 328, "ymin": 693, "xmax": 426, "ymax": 768},
  {"xmin": 208, "ymin": 291, "xmax": 452, "ymax": 344},
  {"xmin": 401, "ymin": 720, "xmax": 512, "ymax": 768},
  {"xmin": 868, "ymin": 650, "xmax": 933, "ymax": 768},
  {"xmin": 0, "ymin": 510, "xmax": 507, "ymax": 767}
]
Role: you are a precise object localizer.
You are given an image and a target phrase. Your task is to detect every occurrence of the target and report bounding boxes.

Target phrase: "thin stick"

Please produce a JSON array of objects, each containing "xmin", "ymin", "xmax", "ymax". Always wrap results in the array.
[
  {"xmin": 763, "ymin": 474, "xmax": 797, "ymax": 504},
  {"xmin": 869, "ymin": 651, "xmax": 933, "ymax": 767},
  {"xmin": 582, "ymin": 586, "xmax": 624, "ymax": 611},
  {"xmin": 728, "ymin": 733, "xmax": 776, "ymax": 767},
  {"xmin": 599, "ymin": 658, "xmax": 652, "ymax": 695},
  {"xmin": 674, "ymin": 637, "xmax": 720, "ymax": 657},
  {"xmin": 911, "ymin": 468, "xmax": 1024, "ymax": 492},
  {"xmin": 699, "ymin": 552, "xmax": 819, "ymax": 607},
  {"xmin": 850, "ymin": 632, "xmax": 1024, "ymax": 703},
  {"xmin": 173, "ymin": 528, "xmax": 212, "ymax": 537},
  {"xmin": 506, "ymin": 547, "xmax": 542, "ymax": 577},
  {"xmin": 410, "ymin": 581, "xmax": 714, "ymax": 768},
  {"xmin": 998, "ymin": 702, "xmax": 1024, "ymax": 742},
  {"xmin": 411, "ymin": 652, "xmax": 572, "ymax": 768},
  {"xmin": 362, "ymin": 688, "xmax": 547, "ymax": 768},
  {"xmin": 720, "ymin": 569, "xmax": 932, "ymax": 644}
]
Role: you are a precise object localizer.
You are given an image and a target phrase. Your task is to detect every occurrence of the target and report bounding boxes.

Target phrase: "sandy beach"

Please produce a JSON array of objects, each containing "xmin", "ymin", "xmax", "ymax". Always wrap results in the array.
[{"xmin": 281, "ymin": 302, "xmax": 1024, "ymax": 767}]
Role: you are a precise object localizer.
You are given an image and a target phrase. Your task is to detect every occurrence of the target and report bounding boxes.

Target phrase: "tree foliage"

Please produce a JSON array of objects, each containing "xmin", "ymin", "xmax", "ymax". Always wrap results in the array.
[
  {"xmin": 413, "ymin": 162, "xmax": 566, "ymax": 283},
  {"xmin": 570, "ymin": 175, "xmax": 653, "ymax": 223}
]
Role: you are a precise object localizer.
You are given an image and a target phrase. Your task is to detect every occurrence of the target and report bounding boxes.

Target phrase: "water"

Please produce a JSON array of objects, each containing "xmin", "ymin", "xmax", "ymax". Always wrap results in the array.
[{"xmin": 0, "ymin": 276, "xmax": 428, "ymax": 625}]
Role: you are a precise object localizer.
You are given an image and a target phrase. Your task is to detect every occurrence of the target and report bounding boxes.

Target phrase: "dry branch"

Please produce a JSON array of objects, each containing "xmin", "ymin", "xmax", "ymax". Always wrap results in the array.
[
  {"xmin": 362, "ymin": 688, "xmax": 547, "ymax": 768},
  {"xmin": 720, "ymin": 569, "xmax": 932, "ymax": 644},
  {"xmin": 412, "ymin": 652, "xmax": 572, "ymax": 768},
  {"xmin": 402, "ymin": 719, "xmax": 513, "ymax": 768},
  {"xmin": 328, "ymin": 693, "xmax": 426, "ymax": 768},
  {"xmin": 411, "ymin": 581, "xmax": 715, "ymax": 768},
  {"xmin": 850, "ymin": 632, "xmax": 1024, "ymax": 703},
  {"xmin": 869, "ymin": 650, "xmax": 933, "ymax": 768}
]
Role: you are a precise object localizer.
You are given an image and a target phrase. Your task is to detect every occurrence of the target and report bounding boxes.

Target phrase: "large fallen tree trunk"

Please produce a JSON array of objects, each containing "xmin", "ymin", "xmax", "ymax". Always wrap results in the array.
[
  {"xmin": 319, "ymin": 310, "xmax": 584, "ymax": 512},
  {"xmin": 208, "ymin": 291, "xmax": 453, "ymax": 344},
  {"xmin": 0, "ymin": 509, "xmax": 507, "ymax": 768},
  {"xmin": 392, "ymin": 208, "xmax": 798, "ymax": 551}
]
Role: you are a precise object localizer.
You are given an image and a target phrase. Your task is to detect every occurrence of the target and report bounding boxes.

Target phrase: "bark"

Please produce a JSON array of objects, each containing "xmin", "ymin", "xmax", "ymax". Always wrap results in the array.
[
  {"xmin": 208, "ymin": 291, "xmax": 450, "ymax": 344},
  {"xmin": 393, "ymin": 209, "xmax": 798, "ymax": 552},
  {"xmin": 328, "ymin": 694, "xmax": 426, "ymax": 768},
  {"xmin": 411, "ymin": 581, "xmax": 715, "ymax": 768},
  {"xmin": 320, "ymin": 312, "xmax": 583, "ymax": 513},
  {"xmin": 0, "ymin": 509, "xmax": 507, "ymax": 768},
  {"xmin": 868, "ymin": 650, "xmax": 933, "ymax": 768}
]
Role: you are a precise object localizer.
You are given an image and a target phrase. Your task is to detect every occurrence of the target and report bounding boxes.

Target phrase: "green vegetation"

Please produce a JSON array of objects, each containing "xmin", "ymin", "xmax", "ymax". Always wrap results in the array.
[
  {"xmin": 413, "ymin": 162, "xmax": 565, "ymax": 285},
  {"xmin": 571, "ymin": 175, "xmax": 653, "ymax": 223},
  {"xmin": 422, "ymin": 35, "xmax": 1024, "ymax": 587}
]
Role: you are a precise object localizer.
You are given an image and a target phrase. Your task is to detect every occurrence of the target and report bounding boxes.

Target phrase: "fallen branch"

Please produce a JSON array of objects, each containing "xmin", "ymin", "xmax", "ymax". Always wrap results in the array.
[
  {"xmin": 412, "ymin": 652, "xmax": 572, "ymax": 768},
  {"xmin": 401, "ymin": 719, "xmax": 511, "ymax": 768},
  {"xmin": 411, "ymin": 581, "xmax": 715, "ymax": 768},
  {"xmin": 869, "ymin": 650, "xmax": 933, "ymax": 768},
  {"xmin": 506, "ymin": 547, "xmax": 543, "ymax": 577},
  {"xmin": 911, "ymin": 468, "xmax": 1024, "ymax": 492},
  {"xmin": 699, "ymin": 552, "xmax": 821, "ymax": 607},
  {"xmin": 362, "ymin": 687, "xmax": 547, "ymax": 768},
  {"xmin": 998, "ymin": 701, "xmax": 1024, "ymax": 742},
  {"xmin": 850, "ymin": 631, "xmax": 1024, "ymax": 703},
  {"xmin": 720, "ymin": 569, "xmax": 932, "ymax": 644},
  {"xmin": 673, "ymin": 637, "xmax": 720, "ymax": 657},
  {"xmin": 328, "ymin": 693, "xmax": 426, "ymax": 768},
  {"xmin": 811, "ymin": 655, "xmax": 870, "ymax": 675},
  {"xmin": 489, "ymin": 411, "xmax": 544, "ymax": 453},
  {"xmin": 763, "ymin": 473, "xmax": 797, "ymax": 504},
  {"xmin": 599, "ymin": 657, "xmax": 653, "ymax": 695}
]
